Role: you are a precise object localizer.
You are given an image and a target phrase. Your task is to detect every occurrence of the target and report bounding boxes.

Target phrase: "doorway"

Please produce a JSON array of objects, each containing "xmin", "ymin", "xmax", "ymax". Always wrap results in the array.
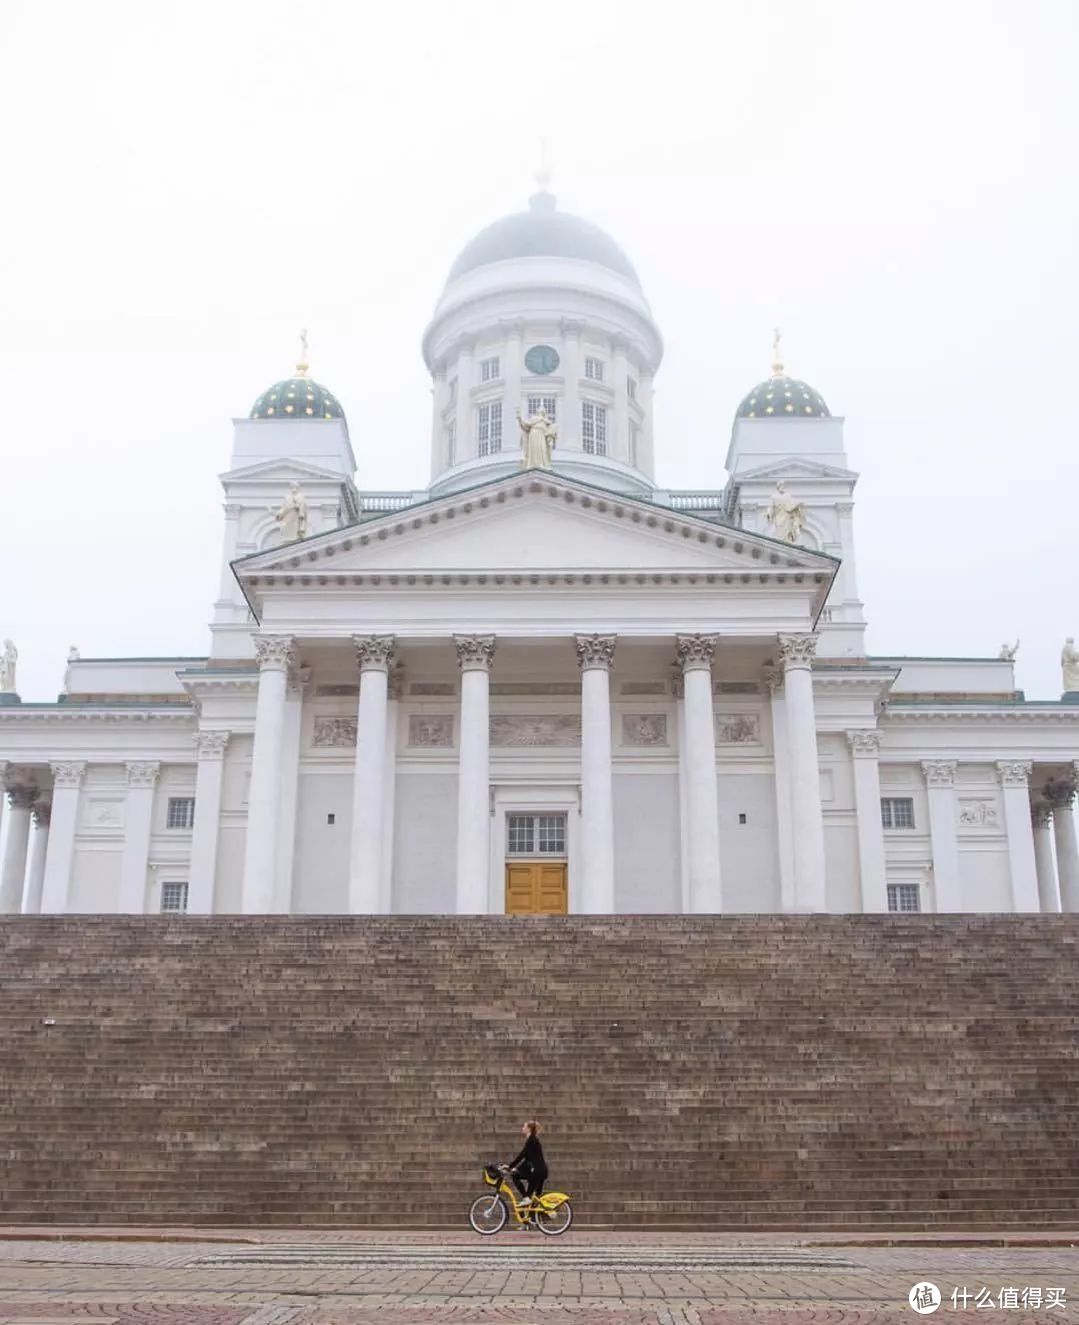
[{"xmin": 504, "ymin": 813, "xmax": 569, "ymax": 915}]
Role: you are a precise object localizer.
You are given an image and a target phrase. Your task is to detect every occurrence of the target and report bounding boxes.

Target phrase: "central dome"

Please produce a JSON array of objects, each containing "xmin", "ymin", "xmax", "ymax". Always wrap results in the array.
[{"xmin": 447, "ymin": 190, "xmax": 641, "ymax": 288}]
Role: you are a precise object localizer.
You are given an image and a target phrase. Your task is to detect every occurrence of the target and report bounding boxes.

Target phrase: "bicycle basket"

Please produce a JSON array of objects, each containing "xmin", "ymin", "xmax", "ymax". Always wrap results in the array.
[{"xmin": 483, "ymin": 1164, "xmax": 502, "ymax": 1186}]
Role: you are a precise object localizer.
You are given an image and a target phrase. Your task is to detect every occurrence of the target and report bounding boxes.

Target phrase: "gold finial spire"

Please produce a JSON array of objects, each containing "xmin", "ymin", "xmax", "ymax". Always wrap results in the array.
[
  {"xmin": 534, "ymin": 135, "xmax": 552, "ymax": 192},
  {"xmin": 771, "ymin": 326, "xmax": 784, "ymax": 377},
  {"xmin": 296, "ymin": 327, "xmax": 310, "ymax": 379}
]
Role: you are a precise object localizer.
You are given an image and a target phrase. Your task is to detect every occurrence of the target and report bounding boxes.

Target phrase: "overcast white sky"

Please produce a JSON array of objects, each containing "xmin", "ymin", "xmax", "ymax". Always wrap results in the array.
[{"xmin": 1, "ymin": 0, "xmax": 1077, "ymax": 702}]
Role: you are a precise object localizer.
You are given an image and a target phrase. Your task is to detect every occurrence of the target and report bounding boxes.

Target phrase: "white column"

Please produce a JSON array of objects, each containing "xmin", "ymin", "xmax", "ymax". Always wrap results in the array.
[
  {"xmin": 455, "ymin": 635, "xmax": 495, "ymax": 914},
  {"xmin": 503, "ymin": 321, "xmax": 523, "ymax": 424},
  {"xmin": 778, "ymin": 634, "xmax": 827, "ymax": 912},
  {"xmin": 638, "ymin": 370, "xmax": 655, "ymax": 480},
  {"xmin": 188, "ymin": 731, "xmax": 229, "ymax": 915},
  {"xmin": 455, "ymin": 339, "xmax": 475, "ymax": 460},
  {"xmin": 23, "ymin": 800, "xmax": 50, "ymax": 914},
  {"xmin": 0, "ymin": 784, "xmax": 36, "ymax": 914},
  {"xmin": 997, "ymin": 760, "xmax": 1040, "ymax": 912},
  {"xmin": 41, "ymin": 761, "xmax": 85, "ymax": 914},
  {"xmin": 274, "ymin": 667, "xmax": 309, "ymax": 913},
  {"xmin": 1032, "ymin": 803, "xmax": 1061, "ymax": 913},
  {"xmin": 611, "ymin": 338, "xmax": 630, "ymax": 463},
  {"xmin": 766, "ymin": 668, "xmax": 796, "ymax": 912},
  {"xmin": 349, "ymin": 635, "xmax": 396, "ymax": 913},
  {"xmin": 118, "ymin": 761, "xmax": 160, "ymax": 914},
  {"xmin": 430, "ymin": 363, "xmax": 448, "ymax": 480},
  {"xmin": 241, "ymin": 635, "xmax": 295, "ymax": 914},
  {"xmin": 847, "ymin": 731, "xmax": 889, "ymax": 913},
  {"xmin": 922, "ymin": 760, "xmax": 961, "ymax": 912},
  {"xmin": 380, "ymin": 663, "xmax": 403, "ymax": 913},
  {"xmin": 576, "ymin": 634, "xmax": 616, "ymax": 914},
  {"xmin": 561, "ymin": 320, "xmax": 583, "ymax": 449},
  {"xmin": 676, "ymin": 634, "xmax": 722, "ymax": 913},
  {"xmin": 1047, "ymin": 776, "xmax": 1079, "ymax": 913}
]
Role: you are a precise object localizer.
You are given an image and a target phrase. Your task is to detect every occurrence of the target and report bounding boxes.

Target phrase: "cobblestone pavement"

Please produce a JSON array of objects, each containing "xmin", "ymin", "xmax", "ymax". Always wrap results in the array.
[{"xmin": 0, "ymin": 1236, "xmax": 1076, "ymax": 1323}]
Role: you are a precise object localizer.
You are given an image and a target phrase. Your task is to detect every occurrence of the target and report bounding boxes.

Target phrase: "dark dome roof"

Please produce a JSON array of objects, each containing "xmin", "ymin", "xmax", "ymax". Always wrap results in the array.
[
  {"xmin": 736, "ymin": 374, "xmax": 830, "ymax": 420},
  {"xmin": 250, "ymin": 373, "xmax": 345, "ymax": 421},
  {"xmin": 447, "ymin": 190, "xmax": 640, "ymax": 287}
]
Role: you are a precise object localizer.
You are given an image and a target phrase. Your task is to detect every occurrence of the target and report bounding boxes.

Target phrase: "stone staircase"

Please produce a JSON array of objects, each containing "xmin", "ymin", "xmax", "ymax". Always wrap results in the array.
[{"xmin": 1, "ymin": 914, "xmax": 1077, "ymax": 1230}]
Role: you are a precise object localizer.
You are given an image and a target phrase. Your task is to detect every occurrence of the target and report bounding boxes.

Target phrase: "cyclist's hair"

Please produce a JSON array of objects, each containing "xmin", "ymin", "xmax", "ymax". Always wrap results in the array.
[{"xmin": 523, "ymin": 1120, "xmax": 541, "ymax": 1136}]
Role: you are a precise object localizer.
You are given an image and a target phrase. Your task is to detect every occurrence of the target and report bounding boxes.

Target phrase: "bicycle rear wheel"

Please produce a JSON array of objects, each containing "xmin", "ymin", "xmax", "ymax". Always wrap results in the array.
[
  {"xmin": 469, "ymin": 1193, "xmax": 507, "ymax": 1235},
  {"xmin": 535, "ymin": 1200, "xmax": 572, "ymax": 1236}
]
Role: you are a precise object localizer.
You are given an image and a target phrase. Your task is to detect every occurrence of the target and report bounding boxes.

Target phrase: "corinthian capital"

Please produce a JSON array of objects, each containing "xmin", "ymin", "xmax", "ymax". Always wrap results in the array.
[
  {"xmin": 922, "ymin": 759, "xmax": 958, "ymax": 788},
  {"xmin": 353, "ymin": 635, "xmax": 396, "ymax": 674},
  {"xmin": 777, "ymin": 633, "xmax": 818, "ymax": 671},
  {"xmin": 675, "ymin": 634, "xmax": 717, "ymax": 674},
  {"xmin": 455, "ymin": 635, "xmax": 496, "ymax": 673},
  {"xmin": 126, "ymin": 761, "xmax": 160, "ymax": 788},
  {"xmin": 846, "ymin": 730, "xmax": 882, "ymax": 757},
  {"xmin": 1045, "ymin": 777, "xmax": 1077, "ymax": 811},
  {"xmin": 254, "ymin": 634, "xmax": 296, "ymax": 672},
  {"xmin": 996, "ymin": 760, "xmax": 1032, "ymax": 789},
  {"xmin": 50, "ymin": 760, "xmax": 86, "ymax": 788},
  {"xmin": 575, "ymin": 634, "xmax": 616, "ymax": 671},
  {"xmin": 194, "ymin": 730, "xmax": 230, "ymax": 761}
]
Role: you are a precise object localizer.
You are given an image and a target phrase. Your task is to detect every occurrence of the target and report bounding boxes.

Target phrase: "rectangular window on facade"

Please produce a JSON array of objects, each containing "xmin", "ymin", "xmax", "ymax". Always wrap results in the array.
[
  {"xmin": 166, "ymin": 797, "xmax": 195, "ymax": 830},
  {"xmin": 161, "ymin": 881, "xmax": 189, "ymax": 914},
  {"xmin": 507, "ymin": 813, "xmax": 568, "ymax": 856},
  {"xmin": 880, "ymin": 797, "xmax": 915, "ymax": 829},
  {"xmin": 480, "ymin": 356, "xmax": 500, "ymax": 383},
  {"xmin": 477, "ymin": 401, "xmax": 502, "ymax": 455},
  {"xmin": 887, "ymin": 883, "xmax": 921, "ymax": 913},
  {"xmin": 527, "ymin": 395, "xmax": 557, "ymax": 419},
  {"xmin": 584, "ymin": 356, "xmax": 604, "ymax": 381},
  {"xmin": 582, "ymin": 401, "xmax": 608, "ymax": 455},
  {"xmin": 627, "ymin": 375, "xmax": 637, "ymax": 401},
  {"xmin": 445, "ymin": 420, "xmax": 456, "ymax": 466}
]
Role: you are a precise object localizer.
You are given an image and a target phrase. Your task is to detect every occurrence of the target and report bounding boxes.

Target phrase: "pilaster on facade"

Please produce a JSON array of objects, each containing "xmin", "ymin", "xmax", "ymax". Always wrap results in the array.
[
  {"xmin": 118, "ymin": 760, "xmax": 160, "ymax": 914},
  {"xmin": 41, "ymin": 761, "xmax": 86, "ymax": 914},
  {"xmin": 846, "ymin": 730, "xmax": 888, "ymax": 913},
  {"xmin": 921, "ymin": 760, "xmax": 961, "ymax": 912}
]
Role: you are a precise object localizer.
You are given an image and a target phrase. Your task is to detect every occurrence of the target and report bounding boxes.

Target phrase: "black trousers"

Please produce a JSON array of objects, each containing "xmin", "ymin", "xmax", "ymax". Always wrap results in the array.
[{"xmin": 514, "ymin": 1168, "xmax": 547, "ymax": 1199}]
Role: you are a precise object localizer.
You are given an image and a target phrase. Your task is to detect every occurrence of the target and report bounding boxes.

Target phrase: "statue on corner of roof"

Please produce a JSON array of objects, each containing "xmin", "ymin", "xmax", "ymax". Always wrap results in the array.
[
  {"xmin": 0, "ymin": 639, "xmax": 16, "ymax": 693},
  {"xmin": 765, "ymin": 481, "xmax": 806, "ymax": 545},
  {"xmin": 516, "ymin": 408, "xmax": 557, "ymax": 471},
  {"xmin": 998, "ymin": 640, "xmax": 1019, "ymax": 660},
  {"xmin": 270, "ymin": 482, "xmax": 308, "ymax": 543},
  {"xmin": 1062, "ymin": 637, "xmax": 1079, "ymax": 693}
]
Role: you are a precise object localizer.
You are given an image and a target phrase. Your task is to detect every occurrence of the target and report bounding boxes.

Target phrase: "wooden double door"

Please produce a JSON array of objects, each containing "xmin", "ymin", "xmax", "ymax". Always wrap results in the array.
[{"xmin": 505, "ymin": 861, "xmax": 568, "ymax": 915}]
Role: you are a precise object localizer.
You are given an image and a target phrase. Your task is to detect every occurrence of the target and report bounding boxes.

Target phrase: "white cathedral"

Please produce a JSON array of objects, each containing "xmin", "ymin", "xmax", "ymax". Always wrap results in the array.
[{"xmin": 3, "ymin": 185, "xmax": 1079, "ymax": 920}]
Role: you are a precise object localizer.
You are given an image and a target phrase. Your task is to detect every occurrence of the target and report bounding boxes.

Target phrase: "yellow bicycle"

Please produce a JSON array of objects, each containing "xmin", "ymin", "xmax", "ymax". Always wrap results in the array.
[{"xmin": 468, "ymin": 1163, "xmax": 573, "ymax": 1236}]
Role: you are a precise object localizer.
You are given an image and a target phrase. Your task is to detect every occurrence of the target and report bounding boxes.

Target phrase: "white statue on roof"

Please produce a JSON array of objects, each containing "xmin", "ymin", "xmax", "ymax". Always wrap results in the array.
[
  {"xmin": 0, "ymin": 639, "xmax": 16, "ymax": 693},
  {"xmin": 765, "ymin": 481, "xmax": 806, "ymax": 545},
  {"xmin": 270, "ymin": 482, "xmax": 308, "ymax": 543},
  {"xmin": 517, "ymin": 408, "xmax": 556, "ymax": 471},
  {"xmin": 1063, "ymin": 637, "xmax": 1079, "ymax": 693},
  {"xmin": 998, "ymin": 640, "xmax": 1019, "ymax": 660}
]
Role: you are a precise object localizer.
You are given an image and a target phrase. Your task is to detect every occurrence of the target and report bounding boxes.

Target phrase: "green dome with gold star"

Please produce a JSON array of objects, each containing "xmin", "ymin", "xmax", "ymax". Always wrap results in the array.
[
  {"xmin": 735, "ymin": 333, "xmax": 830, "ymax": 421},
  {"xmin": 250, "ymin": 335, "xmax": 345, "ymax": 421}
]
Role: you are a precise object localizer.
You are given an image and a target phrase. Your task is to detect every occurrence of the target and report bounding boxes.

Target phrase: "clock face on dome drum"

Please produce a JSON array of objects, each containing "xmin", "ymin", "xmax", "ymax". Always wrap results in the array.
[{"xmin": 525, "ymin": 344, "xmax": 560, "ymax": 375}]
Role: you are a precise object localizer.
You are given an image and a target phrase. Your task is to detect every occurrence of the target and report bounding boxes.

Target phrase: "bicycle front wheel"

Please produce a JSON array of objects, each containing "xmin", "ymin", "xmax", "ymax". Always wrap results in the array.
[
  {"xmin": 535, "ymin": 1200, "xmax": 573, "ymax": 1236},
  {"xmin": 468, "ymin": 1193, "xmax": 507, "ymax": 1235}
]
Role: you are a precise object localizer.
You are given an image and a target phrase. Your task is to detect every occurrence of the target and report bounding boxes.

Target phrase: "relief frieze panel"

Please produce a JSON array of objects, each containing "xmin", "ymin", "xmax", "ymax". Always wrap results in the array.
[{"xmin": 490, "ymin": 715, "xmax": 582, "ymax": 747}]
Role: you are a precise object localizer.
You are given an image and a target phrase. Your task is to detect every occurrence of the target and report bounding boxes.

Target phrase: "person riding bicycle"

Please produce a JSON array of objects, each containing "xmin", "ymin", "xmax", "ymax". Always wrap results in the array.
[{"xmin": 509, "ymin": 1119, "xmax": 548, "ymax": 1214}]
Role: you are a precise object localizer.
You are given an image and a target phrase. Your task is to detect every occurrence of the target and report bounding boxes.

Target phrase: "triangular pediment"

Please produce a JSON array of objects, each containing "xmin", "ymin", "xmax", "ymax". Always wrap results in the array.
[
  {"xmin": 221, "ymin": 458, "xmax": 347, "ymax": 485},
  {"xmin": 235, "ymin": 473, "xmax": 837, "ymax": 579},
  {"xmin": 736, "ymin": 458, "xmax": 859, "ymax": 484}
]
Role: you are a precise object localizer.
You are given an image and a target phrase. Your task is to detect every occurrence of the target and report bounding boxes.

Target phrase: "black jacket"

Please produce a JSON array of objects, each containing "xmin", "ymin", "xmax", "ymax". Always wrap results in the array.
[{"xmin": 511, "ymin": 1133, "xmax": 548, "ymax": 1176}]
